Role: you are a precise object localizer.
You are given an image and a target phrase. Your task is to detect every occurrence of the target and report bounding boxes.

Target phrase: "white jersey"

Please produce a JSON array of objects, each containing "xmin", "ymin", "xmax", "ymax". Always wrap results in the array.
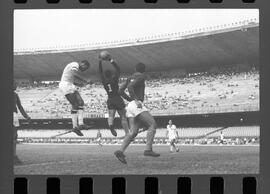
[
  {"xmin": 60, "ymin": 62, "xmax": 80, "ymax": 83},
  {"xmin": 167, "ymin": 124, "xmax": 177, "ymax": 139}
]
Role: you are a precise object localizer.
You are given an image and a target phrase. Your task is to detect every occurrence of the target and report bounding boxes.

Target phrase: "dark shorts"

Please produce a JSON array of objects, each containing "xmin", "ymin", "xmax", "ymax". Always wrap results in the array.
[{"xmin": 107, "ymin": 95, "xmax": 125, "ymax": 110}]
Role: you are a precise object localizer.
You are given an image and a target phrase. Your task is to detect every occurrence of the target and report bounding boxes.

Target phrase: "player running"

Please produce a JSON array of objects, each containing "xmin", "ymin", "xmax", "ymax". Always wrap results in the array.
[
  {"xmin": 14, "ymin": 82, "xmax": 31, "ymax": 165},
  {"xmin": 99, "ymin": 53, "xmax": 130, "ymax": 137},
  {"xmin": 166, "ymin": 120, "xmax": 179, "ymax": 153},
  {"xmin": 114, "ymin": 63, "xmax": 160, "ymax": 164},
  {"xmin": 59, "ymin": 60, "xmax": 91, "ymax": 136}
]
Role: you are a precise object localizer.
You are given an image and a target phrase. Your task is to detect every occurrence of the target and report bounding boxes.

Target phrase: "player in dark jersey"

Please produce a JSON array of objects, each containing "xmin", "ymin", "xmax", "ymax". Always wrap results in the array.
[
  {"xmin": 114, "ymin": 63, "xmax": 160, "ymax": 164},
  {"xmin": 13, "ymin": 82, "xmax": 31, "ymax": 165},
  {"xmin": 99, "ymin": 54, "xmax": 130, "ymax": 137}
]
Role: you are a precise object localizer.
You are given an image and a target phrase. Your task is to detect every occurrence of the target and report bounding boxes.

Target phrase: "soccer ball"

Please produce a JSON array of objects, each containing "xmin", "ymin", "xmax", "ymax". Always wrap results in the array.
[{"xmin": 99, "ymin": 51, "xmax": 111, "ymax": 60}]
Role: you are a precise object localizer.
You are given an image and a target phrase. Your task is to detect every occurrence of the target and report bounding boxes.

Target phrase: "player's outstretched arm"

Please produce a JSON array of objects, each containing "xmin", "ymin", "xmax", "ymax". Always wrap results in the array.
[
  {"xmin": 15, "ymin": 93, "xmax": 30, "ymax": 120},
  {"xmin": 73, "ymin": 75, "xmax": 90, "ymax": 87}
]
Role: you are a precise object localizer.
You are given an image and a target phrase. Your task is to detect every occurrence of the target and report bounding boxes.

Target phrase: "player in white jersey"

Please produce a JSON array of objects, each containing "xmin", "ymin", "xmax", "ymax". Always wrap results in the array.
[
  {"xmin": 95, "ymin": 130, "xmax": 103, "ymax": 147},
  {"xmin": 166, "ymin": 120, "xmax": 179, "ymax": 152},
  {"xmin": 59, "ymin": 60, "xmax": 91, "ymax": 136}
]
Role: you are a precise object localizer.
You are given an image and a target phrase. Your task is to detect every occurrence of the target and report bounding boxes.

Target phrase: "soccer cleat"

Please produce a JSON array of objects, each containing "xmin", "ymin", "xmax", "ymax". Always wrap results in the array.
[
  {"xmin": 14, "ymin": 155, "xmax": 23, "ymax": 165},
  {"xmin": 176, "ymin": 148, "xmax": 180, "ymax": 152},
  {"xmin": 109, "ymin": 125, "xmax": 117, "ymax": 137},
  {"xmin": 114, "ymin": 150, "xmax": 127, "ymax": 164},
  {"xmin": 144, "ymin": 150, "xmax": 160, "ymax": 157},
  {"xmin": 72, "ymin": 127, "xmax": 84, "ymax": 136}
]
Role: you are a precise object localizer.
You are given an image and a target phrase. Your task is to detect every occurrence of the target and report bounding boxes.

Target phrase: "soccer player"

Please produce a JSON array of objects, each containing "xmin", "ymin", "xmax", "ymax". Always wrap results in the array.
[
  {"xmin": 96, "ymin": 130, "xmax": 103, "ymax": 147},
  {"xmin": 59, "ymin": 60, "xmax": 91, "ymax": 136},
  {"xmin": 99, "ymin": 55, "xmax": 130, "ymax": 137},
  {"xmin": 14, "ymin": 82, "xmax": 31, "ymax": 165},
  {"xmin": 219, "ymin": 131, "xmax": 224, "ymax": 144},
  {"xmin": 114, "ymin": 63, "xmax": 160, "ymax": 164},
  {"xmin": 166, "ymin": 120, "xmax": 179, "ymax": 153}
]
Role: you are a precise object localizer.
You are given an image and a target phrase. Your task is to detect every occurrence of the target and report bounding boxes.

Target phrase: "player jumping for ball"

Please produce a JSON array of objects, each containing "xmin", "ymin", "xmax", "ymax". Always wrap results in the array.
[
  {"xmin": 114, "ymin": 63, "xmax": 160, "ymax": 164},
  {"xmin": 99, "ymin": 52, "xmax": 130, "ymax": 137},
  {"xmin": 14, "ymin": 82, "xmax": 31, "ymax": 165},
  {"xmin": 166, "ymin": 120, "xmax": 179, "ymax": 153},
  {"xmin": 59, "ymin": 60, "xmax": 91, "ymax": 136}
]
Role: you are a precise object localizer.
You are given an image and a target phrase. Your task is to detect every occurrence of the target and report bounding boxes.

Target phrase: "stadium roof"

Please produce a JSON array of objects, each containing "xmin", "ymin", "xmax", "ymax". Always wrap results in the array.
[{"xmin": 14, "ymin": 20, "xmax": 259, "ymax": 81}]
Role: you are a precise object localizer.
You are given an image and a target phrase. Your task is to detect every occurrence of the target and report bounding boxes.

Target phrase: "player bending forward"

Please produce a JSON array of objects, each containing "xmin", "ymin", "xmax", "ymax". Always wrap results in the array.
[
  {"xmin": 166, "ymin": 120, "xmax": 179, "ymax": 153},
  {"xmin": 99, "ymin": 53, "xmax": 131, "ymax": 137},
  {"xmin": 114, "ymin": 63, "xmax": 160, "ymax": 164},
  {"xmin": 59, "ymin": 60, "xmax": 91, "ymax": 136},
  {"xmin": 14, "ymin": 82, "xmax": 31, "ymax": 165}
]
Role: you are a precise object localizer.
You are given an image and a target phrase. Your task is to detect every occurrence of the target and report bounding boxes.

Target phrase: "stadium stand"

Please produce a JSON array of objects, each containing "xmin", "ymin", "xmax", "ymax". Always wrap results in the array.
[{"xmin": 16, "ymin": 66, "xmax": 259, "ymax": 118}]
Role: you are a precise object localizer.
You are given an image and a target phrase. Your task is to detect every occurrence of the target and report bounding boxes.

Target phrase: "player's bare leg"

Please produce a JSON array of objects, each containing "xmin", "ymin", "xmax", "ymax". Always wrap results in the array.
[
  {"xmin": 137, "ymin": 111, "xmax": 160, "ymax": 157},
  {"xmin": 74, "ymin": 91, "xmax": 89, "ymax": 131},
  {"xmin": 117, "ymin": 109, "xmax": 130, "ymax": 135},
  {"xmin": 65, "ymin": 93, "xmax": 83, "ymax": 136},
  {"xmin": 108, "ymin": 109, "xmax": 117, "ymax": 136},
  {"xmin": 114, "ymin": 117, "xmax": 140, "ymax": 164}
]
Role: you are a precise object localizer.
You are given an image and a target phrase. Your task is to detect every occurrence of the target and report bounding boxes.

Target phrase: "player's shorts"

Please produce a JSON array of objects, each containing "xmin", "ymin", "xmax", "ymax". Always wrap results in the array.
[
  {"xmin": 13, "ymin": 112, "xmax": 20, "ymax": 127},
  {"xmin": 107, "ymin": 95, "xmax": 125, "ymax": 110},
  {"xmin": 126, "ymin": 100, "xmax": 148, "ymax": 118},
  {"xmin": 59, "ymin": 81, "xmax": 77, "ymax": 95}
]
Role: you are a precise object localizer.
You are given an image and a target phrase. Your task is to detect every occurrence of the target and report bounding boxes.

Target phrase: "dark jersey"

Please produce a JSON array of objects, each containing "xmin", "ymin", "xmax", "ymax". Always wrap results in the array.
[
  {"xmin": 128, "ymin": 72, "xmax": 146, "ymax": 102},
  {"xmin": 102, "ymin": 77, "xmax": 120, "ymax": 98},
  {"xmin": 99, "ymin": 60, "xmax": 121, "ymax": 98}
]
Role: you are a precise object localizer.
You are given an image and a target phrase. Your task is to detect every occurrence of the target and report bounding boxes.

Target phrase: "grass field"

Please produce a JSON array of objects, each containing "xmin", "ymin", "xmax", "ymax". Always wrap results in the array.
[{"xmin": 14, "ymin": 144, "xmax": 259, "ymax": 175}]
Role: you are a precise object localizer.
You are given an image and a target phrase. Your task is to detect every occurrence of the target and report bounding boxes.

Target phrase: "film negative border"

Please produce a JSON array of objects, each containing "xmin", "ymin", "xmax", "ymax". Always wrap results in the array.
[
  {"xmin": 1, "ymin": 0, "xmax": 270, "ymax": 194},
  {"xmin": 13, "ymin": 175, "xmax": 257, "ymax": 194},
  {"xmin": 12, "ymin": 0, "xmax": 258, "ymax": 5}
]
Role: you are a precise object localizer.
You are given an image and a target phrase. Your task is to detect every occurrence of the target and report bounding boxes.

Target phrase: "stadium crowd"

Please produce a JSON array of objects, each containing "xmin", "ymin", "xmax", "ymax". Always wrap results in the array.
[
  {"xmin": 16, "ymin": 65, "xmax": 259, "ymax": 118},
  {"xmin": 18, "ymin": 136, "xmax": 259, "ymax": 145}
]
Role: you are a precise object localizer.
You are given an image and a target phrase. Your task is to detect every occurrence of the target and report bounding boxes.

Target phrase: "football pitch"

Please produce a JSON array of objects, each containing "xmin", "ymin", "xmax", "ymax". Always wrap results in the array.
[{"xmin": 14, "ymin": 144, "xmax": 259, "ymax": 175}]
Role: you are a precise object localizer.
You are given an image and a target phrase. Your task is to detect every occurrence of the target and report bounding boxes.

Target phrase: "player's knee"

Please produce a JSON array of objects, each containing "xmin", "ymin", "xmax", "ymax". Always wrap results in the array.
[
  {"xmin": 149, "ymin": 121, "xmax": 157, "ymax": 131},
  {"xmin": 150, "ymin": 120, "xmax": 157, "ymax": 129},
  {"xmin": 129, "ymin": 131, "xmax": 138, "ymax": 139}
]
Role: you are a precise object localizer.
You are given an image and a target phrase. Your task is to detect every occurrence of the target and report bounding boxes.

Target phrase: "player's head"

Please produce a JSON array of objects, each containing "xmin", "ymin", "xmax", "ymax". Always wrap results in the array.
[
  {"xmin": 168, "ymin": 120, "xmax": 172, "ymax": 125},
  {"xmin": 105, "ymin": 70, "xmax": 112, "ymax": 79},
  {"xmin": 135, "ymin": 63, "xmax": 146, "ymax": 73},
  {"xmin": 13, "ymin": 82, "xmax": 17, "ymax": 91},
  {"xmin": 79, "ymin": 60, "xmax": 90, "ymax": 71}
]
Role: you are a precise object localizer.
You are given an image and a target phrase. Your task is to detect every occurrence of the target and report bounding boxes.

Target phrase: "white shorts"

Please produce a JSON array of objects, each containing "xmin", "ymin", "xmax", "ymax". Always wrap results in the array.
[
  {"xmin": 59, "ymin": 81, "xmax": 77, "ymax": 95},
  {"xmin": 126, "ymin": 100, "xmax": 148, "ymax": 118},
  {"xmin": 13, "ymin": 113, "xmax": 20, "ymax": 127}
]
